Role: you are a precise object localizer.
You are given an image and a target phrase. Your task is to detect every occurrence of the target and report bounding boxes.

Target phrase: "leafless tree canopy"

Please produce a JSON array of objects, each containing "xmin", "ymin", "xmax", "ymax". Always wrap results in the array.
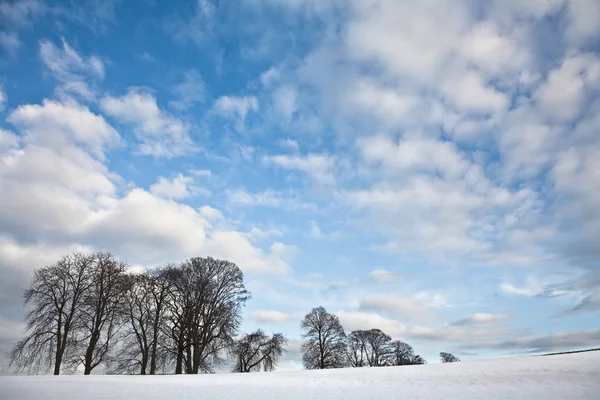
[
  {"xmin": 440, "ymin": 352, "xmax": 460, "ymax": 363},
  {"xmin": 390, "ymin": 340, "xmax": 426, "ymax": 366},
  {"xmin": 10, "ymin": 253, "xmax": 251, "ymax": 375},
  {"xmin": 162, "ymin": 257, "xmax": 250, "ymax": 374},
  {"xmin": 301, "ymin": 307, "xmax": 347, "ymax": 370},
  {"xmin": 231, "ymin": 330, "xmax": 287, "ymax": 372},
  {"xmin": 110, "ymin": 269, "xmax": 170, "ymax": 375},
  {"xmin": 74, "ymin": 253, "xmax": 129, "ymax": 375},
  {"xmin": 9, "ymin": 253, "xmax": 93, "ymax": 375},
  {"xmin": 346, "ymin": 329, "xmax": 393, "ymax": 367}
]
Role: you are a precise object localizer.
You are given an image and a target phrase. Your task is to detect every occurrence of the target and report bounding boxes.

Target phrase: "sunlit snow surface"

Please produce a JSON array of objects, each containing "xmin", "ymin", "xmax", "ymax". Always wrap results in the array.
[{"xmin": 1, "ymin": 352, "xmax": 599, "ymax": 400}]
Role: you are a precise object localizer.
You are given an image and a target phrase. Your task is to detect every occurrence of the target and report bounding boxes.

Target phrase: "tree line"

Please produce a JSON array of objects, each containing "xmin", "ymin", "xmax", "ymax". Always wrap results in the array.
[{"xmin": 8, "ymin": 251, "xmax": 459, "ymax": 375}]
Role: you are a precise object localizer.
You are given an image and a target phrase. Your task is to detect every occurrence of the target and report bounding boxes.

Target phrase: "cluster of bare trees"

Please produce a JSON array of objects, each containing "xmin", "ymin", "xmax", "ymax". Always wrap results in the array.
[
  {"xmin": 10, "ymin": 251, "xmax": 462, "ymax": 376},
  {"xmin": 301, "ymin": 307, "xmax": 458, "ymax": 369},
  {"xmin": 9, "ymin": 252, "xmax": 287, "ymax": 375}
]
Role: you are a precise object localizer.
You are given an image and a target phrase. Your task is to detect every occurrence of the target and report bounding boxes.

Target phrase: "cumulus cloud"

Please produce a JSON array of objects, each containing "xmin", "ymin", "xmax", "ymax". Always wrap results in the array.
[
  {"xmin": 359, "ymin": 294, "xmax": 436, "ymax": 323},
  {"xmin": 1, "ymin": 96, "xmax": 296, "ymax": 275},
  {"xmin": 100, "ymin": 88, "xmax": 195, "ymax": 157},
  {"xmin": 264, "ymin": 153, "xmax": 336, "ymax": 185},
  {"xmin": 150, "ymin": 174, "xmax": 210, "ymax": 199},
  {"xmin": 213, "ymin": 95, "xmax": 259, "ymax": 121}
]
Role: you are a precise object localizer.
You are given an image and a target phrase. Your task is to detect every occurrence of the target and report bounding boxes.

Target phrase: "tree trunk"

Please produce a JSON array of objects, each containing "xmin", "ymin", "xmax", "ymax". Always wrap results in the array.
[
  {"xmin": 84, "ymin": 332, "xmax": 100, "ymax": 375},
  {"xmin": 140, "ymin": 354, "xmax": 148, "ymax": 375},
  {"xmin": 53, "ymin": 351, "xmax": 62, "ymax": 375},
  {"xmin": 175, "ymin": 341, "xmax": 184, "ymax": 374}
]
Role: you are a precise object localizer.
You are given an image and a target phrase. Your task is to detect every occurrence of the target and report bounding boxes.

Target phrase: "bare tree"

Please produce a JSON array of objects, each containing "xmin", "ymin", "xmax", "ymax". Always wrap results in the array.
[
  {"xmin": 110, "ymin": 268, "xmax": 171, "ymax": 375},
  {"xmin": 72, "ymin": 252, "xmax": 128, "ymax": 375},
  {"xmin": 346, "ymin": 329, "xmax": 393, "ymax": 367},
  {"xmin": 440, "ymin": 352, "xmax": 460, "ymax": 363},
  {"xmin": 231, "ymin": 330, "xmax": 287, "ymax": 372},
  {"xmin": 163, "ymin": 257, "xmax": 250, "ymax": 374},
  {"xmin": 412, "ymin": 354, "xmax": 427, "ymax": 365},
  {"xmin": 346, "ymin": 330, "xmax": 368, "ymax": 367},
  {"xmin": 390, "ymin": 340, "xmax": 426, "ymax": 366},
  {"xmin": 301, "ymin": 307, "xmax": 347, "ymax": 369},
  {"xmin": 9, "ymin": 253, "xmax": 93, "ymax": 375}
]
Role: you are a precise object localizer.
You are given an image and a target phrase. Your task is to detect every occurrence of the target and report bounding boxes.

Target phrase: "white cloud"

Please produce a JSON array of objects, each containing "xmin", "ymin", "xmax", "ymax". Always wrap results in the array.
[
  {"xmin": 264, "ymin": 153, "xmax": 335, "ymax": 185},
  {"xmin": 100, "ymin": 88, "xmax": 195, "ymax": 157},
  {"xmin": 190, "ymin": 169, "xmax": 212, "ymax": 178},
  {"xmin": 0, "ymin": 129, "xmax": 20, "ymax": 150},
  {"xmin": 250, "ymin": 310, "xmax": 301, "ymax": 324},
  {"xmin": 8, "ymin": 99, "xmax": 119, "ymax": 159},
  {"xmin": 150, "ymin": 173, "xmax": 210, "ymax": 199},
  {"xmin": 565, "ymin": 0, "xmax": 600, "ymax": 46},
  {"xmin": 359, "ymin": 136, "xmax": 470, "ymax": 180},
  {"xmin": 40, "ymin": 38, "xmax": 104, "ymax": 81},
  {"xmin": 468, "ymin": 329, "xmax": 600, "ymax": 353},
  {"xmin": 368, "ymin": 269, "xmax": 401, "ymax": 282},
  {"xmin": 0, "ymin": 31, "xmax": 20, "ymax": 54},
  {"xmin": 199, "ymin": 205, "xmax": 223, "ymax": 221},
  {"xmin": 272, "ymin": 85, "xmax": 297, "ymax": 120},
  {"xmin": 1, "ymin": 97, "xmax": 295, "ymax": 277},
  {"xmin": 359, "ymin": 294, "xmax": 436, "ymax": 323},
  {"xmin": 170, "ymin": 69, "xmax": 205, "ymax": 110},
  {"xmin": 440, "ymin": 70, "xmax": 509, "ymax": 114},
  {"xmin": 213, "ymin": 95, "xmax": 259, "ymax": 121},
  {"xmin": 38, "ymin": 38, "xmax": 104, "ymax": 100},
  {"xmin": 500, "ymin": 282, "xmax": 541, "ymax": 297},
  {"xmin": 0, "ymin": 86, "xmax": 5, "ymax": 112},
  {"xmin": 228, "ymin": 189, "xmax": 316, "ymax": 211},
  {"xmin": 451, "ymin": 313, "xmax": 511, "ymax": 326},
  {"xmin": 535, "ymin": 54, "xmax": 600, "ymax": 122}
]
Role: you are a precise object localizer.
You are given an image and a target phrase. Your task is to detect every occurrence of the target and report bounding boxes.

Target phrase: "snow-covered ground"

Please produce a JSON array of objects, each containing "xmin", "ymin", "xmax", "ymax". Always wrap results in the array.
[{"xmin": 1, "ymin": 352, "xmax": 599, "ymax": 400}]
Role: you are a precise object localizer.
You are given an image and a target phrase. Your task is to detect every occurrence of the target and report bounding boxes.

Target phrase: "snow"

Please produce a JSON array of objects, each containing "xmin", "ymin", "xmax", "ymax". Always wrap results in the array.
[{"xmin": 1, "ymin": 352, "xmax": 599, "ymax": 400}]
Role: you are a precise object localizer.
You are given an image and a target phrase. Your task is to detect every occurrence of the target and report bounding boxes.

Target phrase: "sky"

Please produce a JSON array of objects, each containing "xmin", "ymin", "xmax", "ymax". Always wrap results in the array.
[{"xmin": 0, "ymin": 0, "xmax": 599, "ymax": 372}]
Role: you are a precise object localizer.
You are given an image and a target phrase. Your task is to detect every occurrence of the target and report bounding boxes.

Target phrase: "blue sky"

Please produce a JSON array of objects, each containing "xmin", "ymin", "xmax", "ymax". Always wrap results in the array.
[{"xmin": 1, "ymin": 0, "xmax": 600, "ymax": 371}]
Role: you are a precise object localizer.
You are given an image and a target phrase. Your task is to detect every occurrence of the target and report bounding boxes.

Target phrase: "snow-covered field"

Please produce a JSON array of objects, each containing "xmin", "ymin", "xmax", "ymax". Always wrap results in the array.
[{"xmin": 1, "ymin": 352, "xmax": 599, "ymax": 400}]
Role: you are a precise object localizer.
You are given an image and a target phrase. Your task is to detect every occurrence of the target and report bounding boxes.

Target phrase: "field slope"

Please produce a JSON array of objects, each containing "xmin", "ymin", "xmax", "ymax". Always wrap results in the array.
[{"xmin": 1, "ymin": 351, "xmax": 599, "ymax": 400}]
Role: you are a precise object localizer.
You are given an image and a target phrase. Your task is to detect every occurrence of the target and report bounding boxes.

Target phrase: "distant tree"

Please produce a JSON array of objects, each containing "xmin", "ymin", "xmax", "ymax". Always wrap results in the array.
[
  {"xmin": 346, "ymin": 330, "xmax": 368, "ymax": 367},
  {"xmin": 301, "ymin": 307, "xmax": 347, "ymax": 369},
  {"xmin": 231, "ymin": 330, "xmax": 287, "ymax": 372},
  {"xmin": 362, "ymin": 329, "xmax": 393, "ymax": 367},
  {"xmin": 8, "ymin": 253, "xmax": 93, "ymax": 375},
  {"xmin": 390, "ymin": 341, "xmax": 426, "ymax": 365},
  {"xmin": 412, "ymin": 354, "xmax": 427, "ymax": 365},
  {"xmin": 440, "ymin": 352, "xmax": 460, "ymax": 363},
  {"xmin": 73, "ymin": 252, "xmax": 128, "ymax": 375},
  {"xmin": 391, "ymin": 340, "xmax": 415, "ymax": 366},
  {"xmin": 162, "ymin": 257, "xmax": 250, "ymax": 374}
]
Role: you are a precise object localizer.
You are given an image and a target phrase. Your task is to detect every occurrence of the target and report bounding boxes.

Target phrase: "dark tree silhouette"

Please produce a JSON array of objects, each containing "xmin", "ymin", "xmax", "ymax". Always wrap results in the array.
[
  {"xmin": 363, "ymin": 329, "xmax": 393, "ymax": 367},
  {"xmin": 391, "ymin": 340, "xmax": 415, "ymax": 366},
  {"xmin": 8, "ymin": 253, "xmax": 93, "ymax": 375},
  {"xmin": 346, "ymin": 330, "xmax": 368, "ymax": 367},
  {"xmin": 110, "ymin": 270, "xmax": 170, "ymax": 375},
  {"xmin": 231, "ymin": 330, "xmax": 287, "ymax": 372},
  {"xmin": 412, "ymin": 354, "xmax": 427, "ymax": 365},
  {"xmin": 74, "ymin": 252, "xmax": 128, "ymax": 375},
  {"xmin": 163, "ymin": 257, "xmax": 250, "ymax": 374},
  {"xmin": 440, "ymin": 352, "xmax": 460, "ymax": 363},
  {"xmin": 347, "ymin": 329, "xmax": 393, "ymax": 367},
  {"xmin": 390, "ymin": 340, "xmax": 426, "ymax": 365},
  {"xmin": 301, "ymin": 307, "xmax": 347, "ymax": 369}
]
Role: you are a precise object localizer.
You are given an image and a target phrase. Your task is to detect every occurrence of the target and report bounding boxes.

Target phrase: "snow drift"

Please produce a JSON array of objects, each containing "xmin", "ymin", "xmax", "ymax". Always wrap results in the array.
[{"xmin": 1, "ymin": 351, "xmax": 599, "ymax": 400}]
